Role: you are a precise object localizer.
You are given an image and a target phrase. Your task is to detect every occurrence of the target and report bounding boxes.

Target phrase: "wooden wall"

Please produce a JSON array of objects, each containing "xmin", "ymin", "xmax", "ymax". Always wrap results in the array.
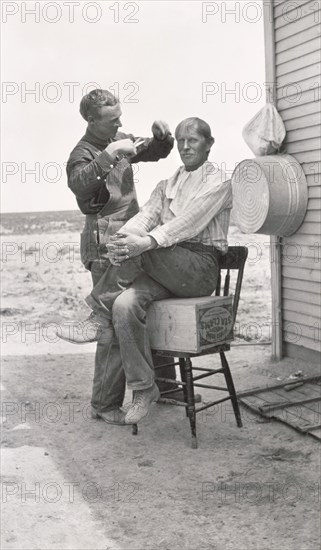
[{"xmin": 273, "ymin": 0, "xmax": 321, "ymax": 358}]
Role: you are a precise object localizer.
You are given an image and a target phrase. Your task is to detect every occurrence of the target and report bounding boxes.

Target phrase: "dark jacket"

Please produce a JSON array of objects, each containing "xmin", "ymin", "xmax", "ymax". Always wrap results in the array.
[{"xmin": 66, "ymin": 129, "xmax": 174, "ymax": 268}]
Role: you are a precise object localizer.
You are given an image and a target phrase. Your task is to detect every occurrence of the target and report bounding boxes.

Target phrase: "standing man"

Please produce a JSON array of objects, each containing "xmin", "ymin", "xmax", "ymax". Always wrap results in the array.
[{"xmin": 65, "ymin": 89, "xmax": 174, "ymax": 424}]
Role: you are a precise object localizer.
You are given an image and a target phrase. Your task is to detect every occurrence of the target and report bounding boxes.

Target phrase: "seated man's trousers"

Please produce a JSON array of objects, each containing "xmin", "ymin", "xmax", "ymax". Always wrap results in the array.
[
  {"xmin": 88, "ymin": 243, "xmax": 220, "ymax": 396},
  {"xmin": 90, "ymin": 259, "xmax": 177, "ymax": 412}
]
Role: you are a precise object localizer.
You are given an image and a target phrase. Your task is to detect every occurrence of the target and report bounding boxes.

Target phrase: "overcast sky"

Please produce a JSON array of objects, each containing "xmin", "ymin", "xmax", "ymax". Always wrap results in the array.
[{"xmin": 1, "ymin": 0, "xmax": 266, "ymax": 213}]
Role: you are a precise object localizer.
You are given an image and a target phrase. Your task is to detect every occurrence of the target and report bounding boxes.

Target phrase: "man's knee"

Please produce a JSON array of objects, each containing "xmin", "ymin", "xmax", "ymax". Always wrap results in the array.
[
  {"xmin": 112, "ymin": 289, "xmax": 140, "ymax": 323},
  {"xmin": 112, "ymin": 290, "xmax": 143, "ymax": 341}
]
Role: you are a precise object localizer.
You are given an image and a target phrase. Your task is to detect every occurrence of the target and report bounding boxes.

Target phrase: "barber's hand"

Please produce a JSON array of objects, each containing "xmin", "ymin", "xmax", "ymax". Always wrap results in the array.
[
  {"xmin": 106, "ymin": 139, "xmax": 137, "ymax": 160},
  {"xmin": 108, "ymin": 233, "xmax": 157, "ymax": 264},
  {"xmin": 152, "ymin": 120, "xmax": 170, "ymax": 141}
]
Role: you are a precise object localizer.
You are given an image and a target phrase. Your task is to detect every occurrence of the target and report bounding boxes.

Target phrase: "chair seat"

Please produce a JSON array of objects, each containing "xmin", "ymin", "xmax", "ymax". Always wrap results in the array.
[{"xmin": 147, "ymin": 295, "xmax": 234, "ymax": 354}]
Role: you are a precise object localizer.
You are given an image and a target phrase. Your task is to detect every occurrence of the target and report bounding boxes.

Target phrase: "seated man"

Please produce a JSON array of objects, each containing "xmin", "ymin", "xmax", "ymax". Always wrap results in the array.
[{"xmin": 63, "ymin": 117, "xmax": 232, "ymax": 424}]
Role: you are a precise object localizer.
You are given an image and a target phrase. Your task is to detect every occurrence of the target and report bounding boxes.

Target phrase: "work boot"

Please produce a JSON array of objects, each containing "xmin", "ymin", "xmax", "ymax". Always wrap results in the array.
[
  {"xmin": 91, "ymin": 406, "xmax": 126, "ymax": 426},
  {"xmin": 56, "ymin": 312, "xmax": 113, "ymax": 344},
  {"xmin": 125, "ymin": 384, "xmax": 160, "ymax": 424}
]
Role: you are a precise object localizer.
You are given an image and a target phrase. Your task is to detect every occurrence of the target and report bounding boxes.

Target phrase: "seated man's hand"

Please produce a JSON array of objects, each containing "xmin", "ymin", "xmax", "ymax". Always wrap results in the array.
[
  {"xmin": 108, "ymin": 233, "xmax": 157, "ymax": 264},
  {"xmin": 106, "ymin": 139, "xmax": 137, "ymax": 159},
  {"xmin": 152, "ymin": 120, "xmax": 170, "ymax": 141}
]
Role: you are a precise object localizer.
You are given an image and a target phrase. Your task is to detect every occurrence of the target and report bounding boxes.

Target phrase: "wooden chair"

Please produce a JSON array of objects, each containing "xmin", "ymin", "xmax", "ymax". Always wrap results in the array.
[{"xmin": 133, "ymin": 246, "xmax": 248, "ymax": 448}]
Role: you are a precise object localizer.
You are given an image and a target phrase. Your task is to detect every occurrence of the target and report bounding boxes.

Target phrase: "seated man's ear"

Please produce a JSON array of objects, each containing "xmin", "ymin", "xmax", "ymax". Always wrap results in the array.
[{"xmin": 207, "ymin": 137, "xmax": 215, "ymax": 150}]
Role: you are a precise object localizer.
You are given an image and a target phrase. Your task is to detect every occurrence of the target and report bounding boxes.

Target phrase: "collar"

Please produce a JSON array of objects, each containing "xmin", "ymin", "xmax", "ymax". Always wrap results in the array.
[
  {"xmin": 83, "ymin": 128, "xmax": 112, "ymax": 150},
  {"xmin": 165, "ymin": 167, "xmax": 188, "ymax": 199},
  {"xmin": 165, "ymin": 163, "xmax": 207, "ymax": 199}
]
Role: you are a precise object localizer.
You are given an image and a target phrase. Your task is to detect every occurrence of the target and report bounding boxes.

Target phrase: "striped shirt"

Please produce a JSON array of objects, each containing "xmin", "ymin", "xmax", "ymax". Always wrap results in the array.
[{"xmin": 121, "ymin": 161, "xmax": 232, "ymax": 253}]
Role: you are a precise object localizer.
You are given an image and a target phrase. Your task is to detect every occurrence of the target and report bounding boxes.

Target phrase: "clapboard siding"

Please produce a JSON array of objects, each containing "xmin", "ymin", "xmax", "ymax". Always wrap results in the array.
[
  {"xmin": 277, "ymin": 77, "xmax": 321, "ymax": 102},
  {"xmin": 304, "ymin": 169, "xmax": 321, "ymax": 183},
  {"xmin": 264, "ymin": 0, "xmax": 321, "ymax": 359},
  {"xmin": 282, "ymin": 298, "xmax": 320, "ymax": 318},
  {"xmin": 275, "ymin": 23, "xmax": 321, "ymax": 53},
  {"xmin": 275, "ymin": 1, "xmax": 320, "ymax": 29},
  {"xmin": 283, "ymin": 288, "xmax": 321, "ymax": 304},
  {"xmin": 283, "ymin": 332, "xmax": 321, "ymax": 352},
  {"xmin": 286, "ymin": 125, "xmax": 321, "ymax": 141},
  {"xmin": 285, "ymin": 113, "xmax": 321, "ymax": 130},
  {"xmin": 282, "ymin": 278, "xmax": 320, "ymax": 295},
  {"xmin": 282, "ymin": 229, "xmax": 320, "ymax": 241},
  {"xmin": 282, "ymin": 260, "xmax": 321, "ymax": 274},
  {"xmin": 283, "ymin": 309, "xmax": 320, "ymax": 329},
  {"xmin": 304, "ymin": 210, "xmax": 321, "ymax": 223},
  {"xmin": 303, "ymin": 209, "xmax": 321, "ymax": 222},
  {"xmin": 283, "ymin": 315, "xmax": 321, "ymax": 352},
  {"xmin": 279, "ymin": 99, "xmax": 321, "ymax": 120},
  {"xmin": 274, "ymin": 0, "xmax": 311, "ymax": 6},
  {"xmin": 276, "ymin": 51, "xmax": 320, "ymax": 76},
  {"xmin": 276, "ymin": 64, "xmax": 320, "ymax": 87},
  {"xmin": 274, "ymin": 0, "xmax": 317, "ymax": 19},
  {"xmin": 281, "ymin": 243, "xmax": 321, "ymax": 259},
  {"xmin": 277, "ymin": 88, "xmax": 321, "ymax": 110},
  {"xmin": 286, "ymin": 150, "xmax": 321, "ymax": 163},
  {"xmin": 282, "ymin": 266, "xmax": 320, "ymax": 283},
  {"xmin": 285, "ymin": 137, "xmax": 321, "ymax": 153},
  {"xmin": 277, "ymin": 37, "xmax": 321, "ymax": 64},
  {"xmin": 308, "ymin": 186, "xmax": 321, "ymax": 198},
  {"xmin": 283, "ymin": 316, "xmax": 321, "ymax": 352},
  {"xmin": 307, "ymin": 197, "xmax": 321, "ymax": 210},
  {"xmin": 275, "ymin": 12, "xmax": 320, "ymax": 41},
  {"xmin": 282, "ymin": 257, "xmax": 321, "ymax": 271},
  {"xmin": 282, "ymin": 256, "xmax": 321, "ymax": 271}
]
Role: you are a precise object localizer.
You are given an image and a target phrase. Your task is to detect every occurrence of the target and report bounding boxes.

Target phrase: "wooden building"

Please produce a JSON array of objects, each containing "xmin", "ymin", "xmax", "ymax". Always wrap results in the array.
[{"xmin": 263, "ymin": 0, "xmax": 321, "ymax": 361}]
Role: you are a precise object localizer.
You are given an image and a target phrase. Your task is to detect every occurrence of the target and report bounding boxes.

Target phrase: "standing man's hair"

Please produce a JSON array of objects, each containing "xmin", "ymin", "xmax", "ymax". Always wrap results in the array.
[{"xmin": 80, "ymin": 89, "xmax": 118, "ymax": 121}]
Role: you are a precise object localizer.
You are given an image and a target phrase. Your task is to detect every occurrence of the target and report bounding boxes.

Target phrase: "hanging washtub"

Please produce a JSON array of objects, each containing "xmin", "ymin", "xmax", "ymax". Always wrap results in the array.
[{"xmin": 231, "ymin": 154, "xmax": 308, "ymax": 237}]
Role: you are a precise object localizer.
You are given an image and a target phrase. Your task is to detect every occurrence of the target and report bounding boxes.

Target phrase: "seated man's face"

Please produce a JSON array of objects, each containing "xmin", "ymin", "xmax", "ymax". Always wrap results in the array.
[{"xmin": 176, "ymin": 124, "xmax": 212, "ymax": 171}]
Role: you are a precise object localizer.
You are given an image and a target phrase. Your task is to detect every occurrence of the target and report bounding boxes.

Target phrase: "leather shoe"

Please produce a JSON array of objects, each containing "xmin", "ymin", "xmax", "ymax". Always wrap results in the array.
[
  {"xmin": 91, "ymin": 407, "xmax": 126, "ymax": 426},
  {"xmin": 56, "ymin": 313, "xmax": 113, "ymax": 344},
  {"xmin": 125, "ymin": 384, "xmax": 160, "ymax": 424}
]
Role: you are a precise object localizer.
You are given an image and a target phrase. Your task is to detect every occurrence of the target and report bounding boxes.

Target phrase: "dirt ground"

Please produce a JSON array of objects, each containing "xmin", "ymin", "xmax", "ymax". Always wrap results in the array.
[{"xmin": 1, "ymin": 227, "xmax": 320, "ymax": 549}]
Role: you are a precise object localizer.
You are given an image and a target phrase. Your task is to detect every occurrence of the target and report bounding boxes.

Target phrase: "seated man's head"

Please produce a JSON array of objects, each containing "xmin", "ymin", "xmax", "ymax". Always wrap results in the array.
[
  {"xmin": 79, "ymin": 89, "xmax": 122, "ymax": 140},
  {"xmin": 175, "ymin": 118, "xmax": 215, "ymax": 172}
]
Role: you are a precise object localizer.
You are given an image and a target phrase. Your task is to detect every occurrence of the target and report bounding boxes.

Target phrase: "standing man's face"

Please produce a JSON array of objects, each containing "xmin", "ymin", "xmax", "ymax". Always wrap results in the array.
[
  {"xmin": 176, "ymin": 125, "xmax": 212, "ymax": 171},
  {"xmin": 88, "ymin": 104, "xmax": 122, "ymax": 140}
]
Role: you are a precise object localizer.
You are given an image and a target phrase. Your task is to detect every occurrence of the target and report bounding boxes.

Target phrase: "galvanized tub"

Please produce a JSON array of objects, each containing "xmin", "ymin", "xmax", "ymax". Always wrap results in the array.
[{"xmin": 231, "ymin": 154, "xmax": 308, "ymax": 236}]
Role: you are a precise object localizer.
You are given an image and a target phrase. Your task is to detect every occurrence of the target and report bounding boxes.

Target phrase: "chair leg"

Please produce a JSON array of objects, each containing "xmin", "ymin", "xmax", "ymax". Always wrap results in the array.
[
  {"xmin": 132, "ymin": 424, "xmax": 138, "ymax": 435},
  {"xmin": 184, "ymin": 357, "xmax": 198, "ymax": 448},
  {"xmin": 179, "ymin": 358, "xmax": 189, "ymax": 417},
  {"xmin": 220, "ymin": 352, "xmax": 242, "ymax": 428}
]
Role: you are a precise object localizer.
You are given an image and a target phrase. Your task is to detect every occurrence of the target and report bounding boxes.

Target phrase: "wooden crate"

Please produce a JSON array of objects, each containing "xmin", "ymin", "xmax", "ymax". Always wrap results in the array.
[{"xmin": 147, "ymin": 296, "xmax": 233, "ymax": 353}]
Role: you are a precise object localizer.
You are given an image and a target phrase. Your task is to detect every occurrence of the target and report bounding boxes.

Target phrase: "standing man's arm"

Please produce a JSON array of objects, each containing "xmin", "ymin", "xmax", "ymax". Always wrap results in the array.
[
  {"xmin": 67, "ymin": 148, "xmax": 115, "ymax": 201},
  {"xmin": 67, "ymin": 139, "xmax": 138, "ymax": 201},
  {"xmin": 129, "ymin": 121, "xmax": 174, "ymax": 163}
]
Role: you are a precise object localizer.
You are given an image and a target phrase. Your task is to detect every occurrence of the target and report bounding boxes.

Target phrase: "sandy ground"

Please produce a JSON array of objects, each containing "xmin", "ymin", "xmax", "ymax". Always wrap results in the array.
[
  {"xmin": 0, "ymin": 226, "xmax": 272, "ymax": 355},
  {"xmin": 1, "ymin": 227, "xmax": 320, "ymax": 549}
]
